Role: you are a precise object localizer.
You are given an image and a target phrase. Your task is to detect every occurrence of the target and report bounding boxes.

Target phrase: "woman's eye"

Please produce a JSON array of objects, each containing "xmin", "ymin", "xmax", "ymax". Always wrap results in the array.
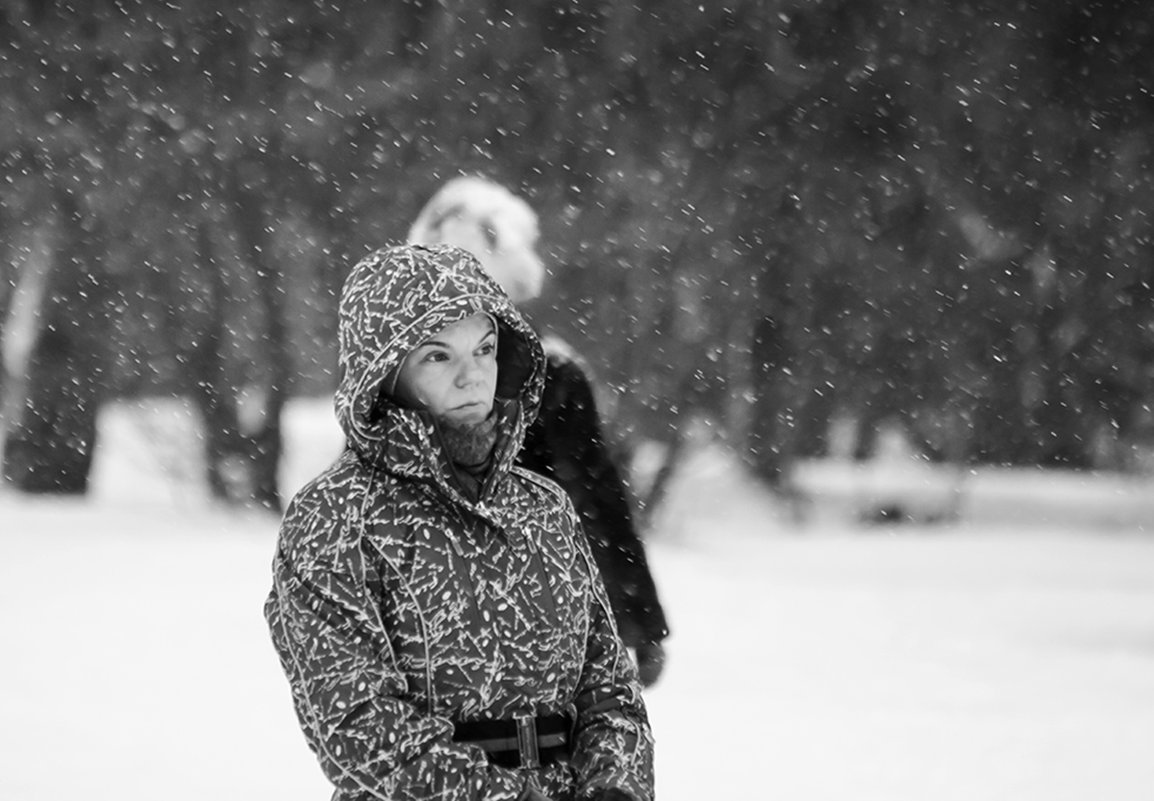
[
  {"xmin": 478, "ymin": 343, "xmax": 495, "ymax": 356},
  {"xmin": 424, "ymin": 351, "xmax": 449, "ymax": 363}
]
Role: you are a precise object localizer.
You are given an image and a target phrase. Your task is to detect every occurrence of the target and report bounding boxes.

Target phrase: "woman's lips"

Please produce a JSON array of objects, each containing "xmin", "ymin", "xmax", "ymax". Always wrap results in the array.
[{"xmin": 447, "ymin": 401, "xmax": 490, "ymax": 421}]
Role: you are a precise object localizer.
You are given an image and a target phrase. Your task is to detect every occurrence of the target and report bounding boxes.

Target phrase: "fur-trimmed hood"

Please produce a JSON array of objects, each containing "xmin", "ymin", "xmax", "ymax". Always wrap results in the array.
[{"xmin": 406, "ymin": 176, "xmax": 545, "ymax": 304}]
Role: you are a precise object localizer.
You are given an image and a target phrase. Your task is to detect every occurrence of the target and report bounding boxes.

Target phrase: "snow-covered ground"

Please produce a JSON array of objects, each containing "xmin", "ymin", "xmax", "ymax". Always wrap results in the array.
[{"xmin": 3, "ymin": 398, "xmax": 1153, "ymax": 800}]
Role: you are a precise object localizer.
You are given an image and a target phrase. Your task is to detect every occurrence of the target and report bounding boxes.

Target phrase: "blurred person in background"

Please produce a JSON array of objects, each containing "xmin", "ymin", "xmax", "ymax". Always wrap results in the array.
[
  {"xmin": 265, "ymin": 244, "xmax": 653, "ymax": 801},
  {"xmin": 408, "ymin": 177, "xmax": 670, "ymax": 687}
]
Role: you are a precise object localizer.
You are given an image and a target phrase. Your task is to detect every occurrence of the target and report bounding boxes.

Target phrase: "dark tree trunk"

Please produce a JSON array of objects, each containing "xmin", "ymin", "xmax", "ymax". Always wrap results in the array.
[
  {"xmin": 637, "ymin": 425, "xmax": 685, "ymax": 530},
  {"xmin": 187, "ymin": 222, "xmax": 245, "ymax": 502},
  {"xmin": 747, "ymin": 311, "xmax": 790, "ymax": 486},
  {"xmin": 229, "ymin": 158, "xmax": 289, "ymax": 513},
  {"xmin": 2, "ymin": 191, "xmax": 109, "ymax": 494}
]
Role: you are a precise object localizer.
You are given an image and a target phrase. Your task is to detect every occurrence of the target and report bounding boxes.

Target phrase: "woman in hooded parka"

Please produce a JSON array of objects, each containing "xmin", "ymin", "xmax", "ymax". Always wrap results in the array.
[{"xmin": 264, "ymin": 244, "xmax": 653, "ymax": 801}]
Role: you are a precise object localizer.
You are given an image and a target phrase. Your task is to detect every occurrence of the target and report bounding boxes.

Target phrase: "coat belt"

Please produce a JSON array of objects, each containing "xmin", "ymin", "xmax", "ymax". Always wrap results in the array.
[{"xmin": 453, "ymin": 712, "xmax": 571, "ymax": 769}]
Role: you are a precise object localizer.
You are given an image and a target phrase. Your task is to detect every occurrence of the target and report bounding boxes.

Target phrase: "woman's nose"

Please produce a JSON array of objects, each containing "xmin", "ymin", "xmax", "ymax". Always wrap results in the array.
[{"xmin": 456, "ymin": 358, "xmax": 484, "ymax": 385}]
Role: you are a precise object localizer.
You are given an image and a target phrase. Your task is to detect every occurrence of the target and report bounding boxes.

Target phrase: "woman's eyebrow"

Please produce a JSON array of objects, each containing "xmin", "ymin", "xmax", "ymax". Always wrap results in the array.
[{"xmin": 415, "ymin": 328, "xmax": 494, "ymax": 350}]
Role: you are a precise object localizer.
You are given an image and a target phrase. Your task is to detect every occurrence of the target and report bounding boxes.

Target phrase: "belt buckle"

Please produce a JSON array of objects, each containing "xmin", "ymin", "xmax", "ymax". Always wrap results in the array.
[{"xmin": 513, "ymin": 712, "xmax": 540, "ymax": 769}]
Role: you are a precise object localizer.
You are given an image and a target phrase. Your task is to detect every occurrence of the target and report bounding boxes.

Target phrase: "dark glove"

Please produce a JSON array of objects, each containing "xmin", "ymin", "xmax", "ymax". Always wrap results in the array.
[
  {"xmin": 634, "ymin": 640, "xmax": 665, "ymax": 687},
  {"xmin": 582, "ymin": 791, "xmax": 633, "ymax": 801}
]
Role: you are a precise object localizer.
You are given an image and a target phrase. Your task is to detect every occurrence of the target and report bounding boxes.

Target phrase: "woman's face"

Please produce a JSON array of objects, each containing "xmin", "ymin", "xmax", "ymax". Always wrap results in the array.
[{"xmin": 394, "ymin": 313, "xmax": 498, "ymax": 425}]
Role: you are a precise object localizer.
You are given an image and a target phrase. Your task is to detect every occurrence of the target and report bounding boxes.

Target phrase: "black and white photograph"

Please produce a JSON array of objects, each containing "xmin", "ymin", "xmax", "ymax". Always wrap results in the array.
[{"xmin": 2, "ymin": 2, "xmax": 1153, "ymax": 800}]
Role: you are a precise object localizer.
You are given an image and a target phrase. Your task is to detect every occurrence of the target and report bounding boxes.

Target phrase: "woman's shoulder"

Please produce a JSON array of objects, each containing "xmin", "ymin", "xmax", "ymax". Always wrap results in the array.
[
  {"xmin": 278, "ymin": 453, "xmax": 380, "ymax": 562},
  {"xmin": 541, "ymin": 335, "xmax": 592, "ymax": 383},
  {"xmin": 285, "ymin": 450, "xmax": 361, "ymax": 511}
]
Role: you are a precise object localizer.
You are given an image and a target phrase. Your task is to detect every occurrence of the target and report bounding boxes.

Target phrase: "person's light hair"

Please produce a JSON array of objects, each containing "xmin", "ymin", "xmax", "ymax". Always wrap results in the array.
[{"xmin": 407, "ymin": 176, "xmax": 545, "ymax": 304}]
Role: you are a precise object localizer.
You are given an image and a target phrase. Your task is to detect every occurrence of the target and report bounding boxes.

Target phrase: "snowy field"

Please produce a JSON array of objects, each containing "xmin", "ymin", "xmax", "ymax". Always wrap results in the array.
[{"xmin": 3, "ymin": 398, "xmax": 1154, "ymax": 801}]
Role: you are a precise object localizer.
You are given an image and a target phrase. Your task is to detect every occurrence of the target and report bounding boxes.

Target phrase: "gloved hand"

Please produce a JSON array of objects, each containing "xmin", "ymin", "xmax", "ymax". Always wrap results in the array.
[{"xmin": 634, "ymin": 640, "xmax": 665, "ymax": 687}]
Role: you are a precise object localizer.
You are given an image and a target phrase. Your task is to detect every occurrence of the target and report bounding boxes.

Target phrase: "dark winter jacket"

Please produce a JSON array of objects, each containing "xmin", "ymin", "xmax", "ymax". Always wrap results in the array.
[
  {"xmin": 264, "ymin": 245, "xmax": 654, "ymax": 801},
  {"xmin": 519, "ymin": 338, "xmax": 669, "ymax": 649}
]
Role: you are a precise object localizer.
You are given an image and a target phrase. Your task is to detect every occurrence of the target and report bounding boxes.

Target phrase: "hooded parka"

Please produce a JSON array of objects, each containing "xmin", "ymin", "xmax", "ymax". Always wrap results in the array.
[{"xmin": 265, "ymin": 245, "xmax": 654, "ymax": 801}]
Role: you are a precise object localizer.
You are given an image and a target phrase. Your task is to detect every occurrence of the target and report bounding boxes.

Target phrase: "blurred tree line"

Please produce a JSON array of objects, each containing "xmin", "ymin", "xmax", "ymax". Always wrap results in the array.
[{"xmin": 1, "ymin": 0, "xmax": 1152, "ymax": 510}]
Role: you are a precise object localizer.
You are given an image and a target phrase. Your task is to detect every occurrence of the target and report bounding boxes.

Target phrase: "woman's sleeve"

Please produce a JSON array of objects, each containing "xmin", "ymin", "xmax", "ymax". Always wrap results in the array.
[
  {"xmin": 264, "ymin": 500, "xmax": 524, "ymax": 801},
  {"xmin": 566, "ymin": 512, "xmax": 656, "ymax": 801},
  {"xmin": 542, "ymin": 357, "xmax": 669, "ymax": 648}
]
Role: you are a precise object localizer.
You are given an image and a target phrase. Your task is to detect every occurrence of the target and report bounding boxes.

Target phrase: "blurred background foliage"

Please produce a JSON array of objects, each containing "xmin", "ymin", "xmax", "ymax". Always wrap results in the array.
[{"xmin": 1, "ymin": 0, "xmax": 1153, "ymax": 509}]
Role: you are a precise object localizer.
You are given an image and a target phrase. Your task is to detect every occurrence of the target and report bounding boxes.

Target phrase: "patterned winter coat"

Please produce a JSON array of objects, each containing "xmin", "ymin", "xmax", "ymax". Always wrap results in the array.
[{"xmin": 265, "ymin": 244, "xmax": 654, "ymax": 801}]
